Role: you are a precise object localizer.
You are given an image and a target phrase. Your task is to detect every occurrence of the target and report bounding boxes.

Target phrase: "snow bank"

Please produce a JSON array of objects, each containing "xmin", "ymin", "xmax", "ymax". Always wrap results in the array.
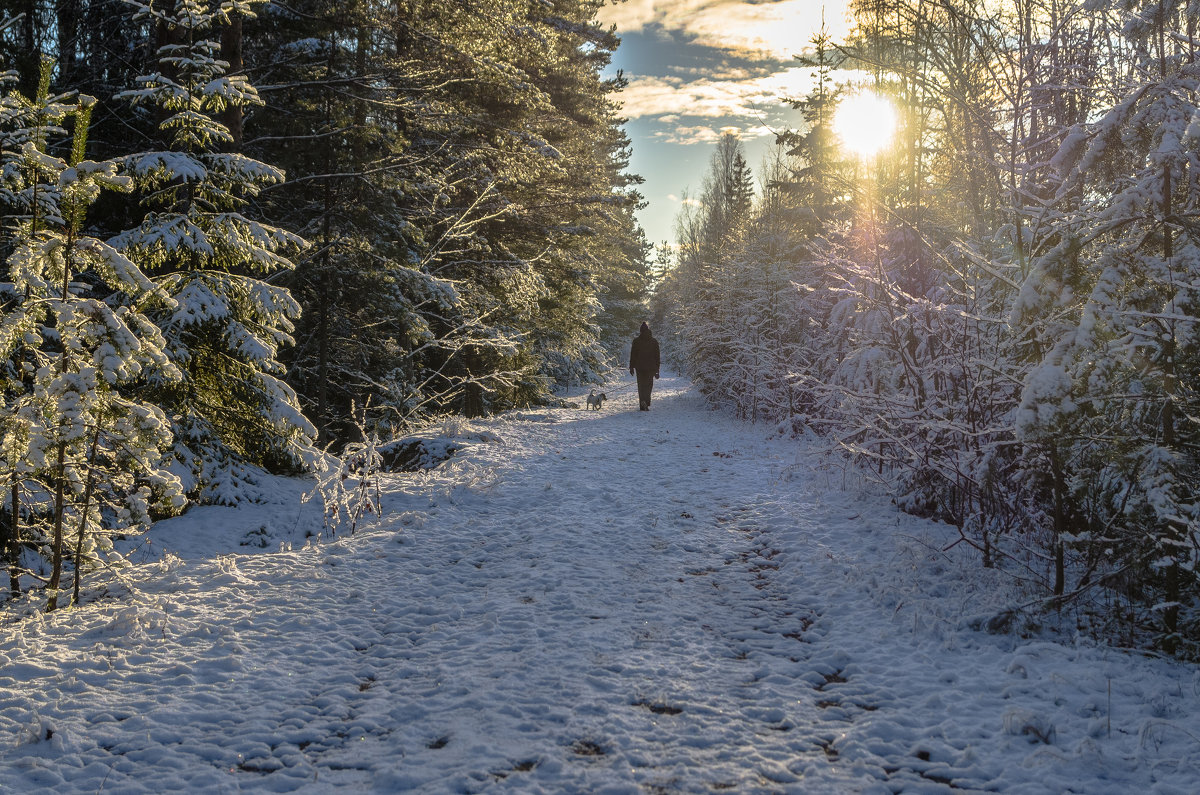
[{"xmin": 2, "ymin": 375, "xmax": 1198, "ymax": 793}]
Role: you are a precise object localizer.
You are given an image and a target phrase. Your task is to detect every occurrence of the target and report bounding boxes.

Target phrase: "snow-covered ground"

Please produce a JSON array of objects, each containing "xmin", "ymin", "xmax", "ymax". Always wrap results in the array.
[{"xmin": 3, "ymin": 375, "xmax": 1200, "ymax": 793}]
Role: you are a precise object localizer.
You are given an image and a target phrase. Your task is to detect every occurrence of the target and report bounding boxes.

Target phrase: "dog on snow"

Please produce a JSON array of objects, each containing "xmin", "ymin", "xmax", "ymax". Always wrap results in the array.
[{"xmin": 586, "ymin": 390, "xmax": 607, "ymax": 410}]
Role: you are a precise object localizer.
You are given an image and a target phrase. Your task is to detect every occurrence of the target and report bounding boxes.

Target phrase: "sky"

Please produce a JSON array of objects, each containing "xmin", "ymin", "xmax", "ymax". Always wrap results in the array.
[
  {"xmin": 3, "ymin": 374, "xmax": 1199, "ymax": 791},
  {"xmin": 596, "ymin": 0, "xmax": 857, "ymax": 247}
]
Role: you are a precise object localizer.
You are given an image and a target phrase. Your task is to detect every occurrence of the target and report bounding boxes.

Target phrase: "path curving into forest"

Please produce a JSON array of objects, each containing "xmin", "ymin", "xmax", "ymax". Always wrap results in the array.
[{"xmin": 1, "ymin": 375, "xmax": 1197, "ymax": 793}]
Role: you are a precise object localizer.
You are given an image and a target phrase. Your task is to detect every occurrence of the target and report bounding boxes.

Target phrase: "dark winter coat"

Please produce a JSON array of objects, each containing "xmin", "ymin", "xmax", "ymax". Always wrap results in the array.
[{"xmin": 629, "ymin": 329, "xmax": 660, "ymax": 377}]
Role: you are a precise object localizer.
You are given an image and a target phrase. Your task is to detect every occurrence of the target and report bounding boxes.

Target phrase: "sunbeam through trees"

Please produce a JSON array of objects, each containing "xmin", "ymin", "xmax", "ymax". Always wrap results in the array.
[{"xmin": 655, "ymin": 0, "xmax": 1200, "ymax": 656}]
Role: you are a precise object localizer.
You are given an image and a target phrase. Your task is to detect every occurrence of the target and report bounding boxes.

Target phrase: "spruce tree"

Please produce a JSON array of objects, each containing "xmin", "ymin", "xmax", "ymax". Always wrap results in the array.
[
  {"xmin": 0, "ymin": 58, "xmax": 182, "ymax": 609},
  {"xmin": 113, "ymin": 0, "xmax": 315, "ymax": 501},
  {"xmin": 674, "ymin": 133, "xmax": 758, "ymax": 402},
  {"xmin": 258, "ymin": 0, "xmax": 647, "ymax": 428}
]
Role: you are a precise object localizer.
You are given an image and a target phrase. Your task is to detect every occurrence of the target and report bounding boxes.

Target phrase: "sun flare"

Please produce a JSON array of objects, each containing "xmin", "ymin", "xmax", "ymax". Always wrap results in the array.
[{"xmin": 833, "ymin": 92, "xmax": 897, "ymax": 158}]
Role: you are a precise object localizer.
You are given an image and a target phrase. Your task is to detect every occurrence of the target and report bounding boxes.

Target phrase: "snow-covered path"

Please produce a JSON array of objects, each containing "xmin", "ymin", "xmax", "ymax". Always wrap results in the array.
[{"xmin": 3, "ymin": 376, "xmax": 1200, "ymax": 793}]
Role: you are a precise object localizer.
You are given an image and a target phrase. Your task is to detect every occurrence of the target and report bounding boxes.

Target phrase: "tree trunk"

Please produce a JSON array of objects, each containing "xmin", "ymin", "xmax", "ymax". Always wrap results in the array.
[
  {"xmin": 220, "ymin": 14, "xmax": 244, "ymax": 149},
  {"xmin": 1160, "ymin": 161, "xmax": 1180, "ymax": 639},
  {"xmin": 48, "ymin": 161, "xmax": 82, "ymax": 612},
  {"xmin": 56, "ymin": 0, "xmax": 80, "ymax": 85},
  {"xmin": 1051, "ymin": 444, "xmax": 1066, "ymax": 597},
  {"xmin": 6, "ymin": 481, "xmax": 18, "ymax": 597},
  {"xmin": 71, "ymin": 426, "xmax": 102, "ymax": 606},
  {"xmin": 46, "ymin": 440, "xmax": 66, "ymax": 611},
  {"xmin": 1158, "ymin": 11, "xmax": 1180, "ymax": 641},
  {"xmin": 315, "ymin": 65, "xmax": 336, "ymax": 438},
  {"xmin": 18, "ymin": 0, "xmax": 37, "ymax": 91}
]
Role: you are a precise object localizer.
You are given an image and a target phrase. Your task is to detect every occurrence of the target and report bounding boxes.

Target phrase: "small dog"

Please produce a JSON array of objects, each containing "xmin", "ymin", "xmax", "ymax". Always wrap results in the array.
[{"xmin": 586, "ymin": 390, "xmax": 607, "ymax": 411}]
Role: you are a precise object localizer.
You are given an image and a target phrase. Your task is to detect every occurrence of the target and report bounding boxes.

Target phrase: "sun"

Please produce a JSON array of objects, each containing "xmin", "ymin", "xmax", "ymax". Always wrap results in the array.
[{"xmin": 833, "ymin": 92, "xmax": 897, "ymax": 158}]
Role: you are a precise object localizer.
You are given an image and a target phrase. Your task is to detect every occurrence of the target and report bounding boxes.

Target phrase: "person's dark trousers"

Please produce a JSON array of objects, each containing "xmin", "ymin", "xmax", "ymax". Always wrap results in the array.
[{"xmin": 636, "ymin": 370, "xmax": 655, "ymax": 410}]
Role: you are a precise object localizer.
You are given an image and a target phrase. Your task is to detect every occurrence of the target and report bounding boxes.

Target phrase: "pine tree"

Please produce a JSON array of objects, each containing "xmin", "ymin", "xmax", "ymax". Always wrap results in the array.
[
  {"xmin": 112, "ymin": 0, "xmax": 315, "ymax": 501},
  {"xmin": 671, "ymin": 132, "xmax": 759, "ymax": 401},
  {"xmin": 780, "ymin": 18, "xmax": 850, "ymax": 235},
  {"xmin": 241, "ymin": 0, "xmax": 648, "ymax": 434}
]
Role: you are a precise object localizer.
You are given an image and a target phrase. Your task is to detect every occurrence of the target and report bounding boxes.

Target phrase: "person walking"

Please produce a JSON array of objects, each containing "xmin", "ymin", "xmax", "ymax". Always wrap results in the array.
[{"xmin": 629, "ymin": 321, "xmax": 660, "ymax": 411}]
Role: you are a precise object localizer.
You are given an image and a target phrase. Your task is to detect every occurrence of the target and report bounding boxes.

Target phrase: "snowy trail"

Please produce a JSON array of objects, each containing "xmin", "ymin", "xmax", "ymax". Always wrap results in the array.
[{"xmin": 3, "ymin": 375, "xmax": 1200, "ymax": 793}]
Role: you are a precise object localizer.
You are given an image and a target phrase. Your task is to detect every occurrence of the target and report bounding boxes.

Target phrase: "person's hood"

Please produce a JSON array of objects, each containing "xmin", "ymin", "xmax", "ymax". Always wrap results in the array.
[{"xmin": 639, "ymin": 322, "xmax": 652, "ymax": 337}]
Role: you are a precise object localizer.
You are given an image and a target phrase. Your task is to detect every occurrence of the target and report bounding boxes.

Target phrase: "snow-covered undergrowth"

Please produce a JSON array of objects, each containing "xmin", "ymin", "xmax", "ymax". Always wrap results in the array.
[{"xmin": 2, "ymin": 375, "xmax": 1199, "ymax": 793}]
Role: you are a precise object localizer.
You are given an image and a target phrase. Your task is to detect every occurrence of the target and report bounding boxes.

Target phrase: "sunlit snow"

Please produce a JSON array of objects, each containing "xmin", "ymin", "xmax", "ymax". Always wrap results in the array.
[{"xmin": 1, "ymin": 376, "xmax": 1198, "ymax": 793}]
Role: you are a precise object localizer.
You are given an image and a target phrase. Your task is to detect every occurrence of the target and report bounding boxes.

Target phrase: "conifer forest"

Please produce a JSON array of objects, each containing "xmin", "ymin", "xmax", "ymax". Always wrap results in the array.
[{"xmin": 4, "ymin": 0, "xmax": 1200, "ymax": 661}]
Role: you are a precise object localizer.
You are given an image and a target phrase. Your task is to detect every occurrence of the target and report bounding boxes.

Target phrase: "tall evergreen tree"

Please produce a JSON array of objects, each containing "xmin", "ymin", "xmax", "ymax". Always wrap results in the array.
[
  {"xmin": 673, "ymin": 133, "xmax": 758, "ymax": 402},
  {"xmin": 245, "ymin": 0, "xmax": 648, "ymax": 433},
  {"xmin": 0, "ymin": 58, "xmax": 182, "ymax": 608},
  {"xmin": 241, "ymin": 0, "xmax": 449, "ymax": 439},
  {"xmin": 113, "ymin": 0, "xmax": 314, "ymax": 501}
]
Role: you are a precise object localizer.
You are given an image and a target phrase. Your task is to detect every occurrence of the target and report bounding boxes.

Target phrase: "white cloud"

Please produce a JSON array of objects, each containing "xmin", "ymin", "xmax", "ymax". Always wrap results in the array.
[
  {"xmin": 618, "ymin": 74, "xmax": 752, "ymax": 120},
  {"xmin": 651, "ymin": 124, "xmax": 771, "ymax": 147},
  {"xmin": 597, "ymin": 0, "xmax": 854, "ymax": 60},
  {"xmin": 684, "ymin": 0, "xmax": 854, "ymax": 59},
  {"xmin": 615, "ymin": 66, "xmax": 815, "ymax": 121},
  {"xmin": 595, "ymin": 0, "xmax": 661, "ymax": 31},
  {"xmin": 743, "ymin": 122, "xmax": 776, "ymax": 139},
  {"xmin": 653, "ymin": 124, "xmax": 723, "ymax": 145}
]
